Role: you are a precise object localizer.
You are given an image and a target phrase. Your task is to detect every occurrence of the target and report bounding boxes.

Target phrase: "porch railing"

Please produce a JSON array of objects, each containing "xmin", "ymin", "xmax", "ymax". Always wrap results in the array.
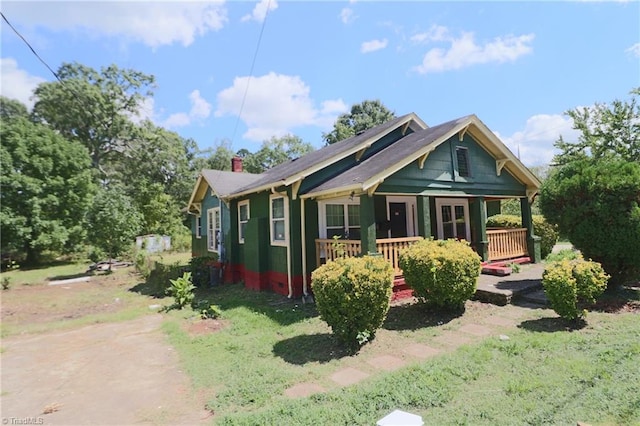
[
  {"xmin": 376, "ymin": 237, "xmax": 423, "ymax": 275},
  {"xmin": 315, "ymin": 236, "xmax": 422, "ymax": 275},
  {"xmin": 315, "ymin": 239, "xmax": 362, "ymax": 266},
  {"xmin": 487, "ymin": 228, "xmax": 528, "ymax": 261}
]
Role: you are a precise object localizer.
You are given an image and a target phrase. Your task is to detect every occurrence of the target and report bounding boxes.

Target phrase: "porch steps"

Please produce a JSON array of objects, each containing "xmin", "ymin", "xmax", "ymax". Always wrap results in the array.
[
  {"xmin": 391, "ymin": 277, "xmax": 413, "ymax": 301},
  {"xmin": 481, "ymin": 257, "xmax": 531, "ymax": 277}
]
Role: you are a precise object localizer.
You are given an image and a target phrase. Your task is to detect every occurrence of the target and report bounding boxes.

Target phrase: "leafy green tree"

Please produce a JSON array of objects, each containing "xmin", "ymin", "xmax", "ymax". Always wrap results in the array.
[
  {"xmin": 86, "ymin": 186, "xmax": 143, "ymax": 265},
  {"xmin": 1, "ymin": 104, "xmax": 95, "ymax": 264},
  {"xmin": 1, "ymin": 96, "xmax": 29, "ymax": 120},
  {"xmin": 323, "ymin": 99, "xmax": 396, "ymax": 145},
  {"xmin": 539, "ymin": 159, "xmax": 640, "ymax": 287},
  {"xmin": 243, "ymin": 134, "xmax": 314, "ymax": 173},
  {"xmin": 554, "ymin": 88, "xmax": 639, "ymax": 165},
  {"xmin": 540, "ymin": 88, "xmax": 640, "ymax": 287},
  {"xmin": 32, "ymin": 62, "xmax": 155, "ymax": 174},
  {"xmin": 203, "ymin": 140, "xmax": 235, "ymax": 171}
]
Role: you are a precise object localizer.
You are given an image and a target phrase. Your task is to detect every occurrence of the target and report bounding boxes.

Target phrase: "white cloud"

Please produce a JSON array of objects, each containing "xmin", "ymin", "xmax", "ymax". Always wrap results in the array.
[
  {"xmin": 0, "ymin": 58, "xmax": 46, "ymax": 109},
  {"xmin": 1, "ymin": 2, "xmax": 227, "ymax": 48},
  {"xmin": 361, "ymin": 38, "xmax": 388, "ymax": 54},
  {"xmin": 410, "ymin": 25, "xmax": 449, "ymax": 43},
  {"xmin": 241, "ymin": 0, "xmax": 278, "ymax": 23},
  {"xmin": 496, "ymin": 113, "xmax": 579, "ymax": 166},
  {"xmin": 414, "ymin": 30, "xmax": 534, "ymax": 74},
  {"xmin": 215, "ymin": 72, "xmax": 347, "ymax": 141},
  {"xmin": 625, "ymin": 43, "xmax": 640, "ymax": 57},
  {"xmin": 339, "ymin": 8, "xmax": 356, "ymax": 24},
  {"xmin": 164, "ymin": 90, "xmax": 212, "ymax": 128}
]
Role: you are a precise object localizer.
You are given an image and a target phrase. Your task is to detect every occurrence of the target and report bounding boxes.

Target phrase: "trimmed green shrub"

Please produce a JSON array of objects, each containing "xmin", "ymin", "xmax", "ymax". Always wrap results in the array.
[
  {"xmin": 399, "ymin": 238, "xmax": 481, "ymax": 310},
  {"xmin": 542, "ymin": 258, "xmax": 609, "ymax": 321},
  {"xmin": 486, "ymin": 214, "xmax": 559, "ymax": 259},
  {"xmin": 189, "ymin": 255, "xmax": 219, "ymax": 287},
  {"xmin": 146, "ymin": 261, "xmax": 186, "ymax": 297},
  {"xmin": 311, "ymin": 255, "xmax": 393, "ymax": 349}
]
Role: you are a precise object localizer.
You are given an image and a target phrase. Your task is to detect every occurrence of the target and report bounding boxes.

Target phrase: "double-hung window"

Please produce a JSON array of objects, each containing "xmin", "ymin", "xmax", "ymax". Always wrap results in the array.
[
  {"xmin": 321, "ymin": 199, "xmax": 360, "ymax": 240},
  {"xmin": 455, "ymin": 147, "xmax": 471, "ymax": 177},
  {"xmin": 238, "ymin": 200, "xmax": 249, "ymax": 243},
  {"xmin": 207, "ymin": 207, "xmax": 220, "ymax": 252},
  {"xmin": 270, "ymin": 195, "xmax": 288, "ymax": 245}
]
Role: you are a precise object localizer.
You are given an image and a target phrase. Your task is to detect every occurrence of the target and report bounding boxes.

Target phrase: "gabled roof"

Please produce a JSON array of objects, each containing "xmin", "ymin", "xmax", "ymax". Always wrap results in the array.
[
  {"xmin": 227, "ymin": 113, "xmax": 428, "ymax": 198},
  {"xmin": 187, "ymin": 170, "xmax": 262, "ymax": 214},
  {"xmin": 302, "ymin": 114, "xmax": 541, "ymax": 199}
]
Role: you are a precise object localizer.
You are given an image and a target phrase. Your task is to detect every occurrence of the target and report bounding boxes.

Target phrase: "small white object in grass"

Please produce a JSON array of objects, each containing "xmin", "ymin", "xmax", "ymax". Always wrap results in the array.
[
  {"xmin": 149, "ymin": 304, "xmax": 162, "ymax": 310},
  {"xmin": 499, "ymin": 334, "xmax": 510, "ymax": 341},
  {"xmin": 377, "ymin": 409, "xmax": 423, "ymax": 426}
]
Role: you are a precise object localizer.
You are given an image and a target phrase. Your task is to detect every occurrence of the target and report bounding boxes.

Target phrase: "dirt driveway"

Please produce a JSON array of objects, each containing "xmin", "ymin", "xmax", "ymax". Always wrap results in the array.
[{"xmin": 1, "ymin": 314, "xmax": 210, "ymax": 425}]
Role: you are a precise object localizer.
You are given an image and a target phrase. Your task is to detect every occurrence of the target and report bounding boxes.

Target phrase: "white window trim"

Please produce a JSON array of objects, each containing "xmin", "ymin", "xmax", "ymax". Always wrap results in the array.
[
  {"xmin": 195, "ymin": 215, "xmax": 202, "ymax": 239},
  {"xmin": 207, "ymin": 207, "xmax": 220, "ymax": 253},
  {"xmin": 435, "ymin": 198, "xmax": 471, "ymax": 241},
  {"xmin": 385, "ymin": 195, "xmax": 417, "ymax": 238},
  {"xmin": 269, "ymin": 194, "xmax": 289, "ymax": 246},
  {"xmin": 318, "ymin": 197, "xmax": 360, "ymax": 239},
  {"xmin": 238, "ymin": 200, "xmax": 250, "ymax": 244}
]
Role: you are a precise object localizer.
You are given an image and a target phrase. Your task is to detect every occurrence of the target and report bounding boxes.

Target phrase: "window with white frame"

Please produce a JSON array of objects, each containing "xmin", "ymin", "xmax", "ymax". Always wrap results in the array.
[
  {"xmin": 270, "ymin": 195, "xmax": 288, "ymax": 245},
  {"xmin": 195, "ymin": 215, "xmax": 202, "ymax": 238},
  {"xmin": 207, "ymin": 207, "xmax": 220, "ymax": 252},
  {"xmin": 320, "ymin": 199, "xmax": 360, "ymax": 240},
  {"xmin": 238, "ymin": 200, "xmax": 249, "ymax": 243},
  {"xmin": 456, "ymin": 146, "xmax": 471, "ymax": 177}
]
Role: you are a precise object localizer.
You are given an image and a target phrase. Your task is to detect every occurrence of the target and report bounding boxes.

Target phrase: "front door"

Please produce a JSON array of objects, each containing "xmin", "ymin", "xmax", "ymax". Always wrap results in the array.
[
  {"xmin": 389, "ymin": 202, "xmax": 407, "ymax": 238},
  {"xmin": 435, "ymin": 198, "xmax": 470, "ymax": 241}
]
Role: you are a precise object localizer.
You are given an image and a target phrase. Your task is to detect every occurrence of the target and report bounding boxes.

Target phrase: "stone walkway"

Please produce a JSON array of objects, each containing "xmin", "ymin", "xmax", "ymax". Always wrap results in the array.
[{"xmin": 284, "ymin": 301, "xmax": 542, "ymax": 399}]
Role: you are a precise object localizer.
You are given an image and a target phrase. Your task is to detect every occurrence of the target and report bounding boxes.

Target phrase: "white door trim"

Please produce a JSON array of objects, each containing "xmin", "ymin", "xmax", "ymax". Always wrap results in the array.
[
  {"xmin": 386, "ymin": 195, "xmax": 417, "ymax": 237},
  {"xmin": 435, "ymin": 198, "xmax": 471, "ymax": 240}
]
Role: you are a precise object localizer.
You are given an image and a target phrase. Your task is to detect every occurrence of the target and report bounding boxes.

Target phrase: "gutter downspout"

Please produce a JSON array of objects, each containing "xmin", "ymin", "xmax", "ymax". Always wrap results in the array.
[
  {"xmin": 284, "ymin": 197, "xmax": 293, "ymax": 299},
  {"xmin": 301, "ymin": 198, "xmax": 308, "ymax": 296}
]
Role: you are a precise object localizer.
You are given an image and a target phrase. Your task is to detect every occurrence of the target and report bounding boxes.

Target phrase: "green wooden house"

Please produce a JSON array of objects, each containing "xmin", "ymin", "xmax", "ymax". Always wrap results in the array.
[{"xmin": 187, "ymin": 113, "xmax": 541, "ymax": 298}]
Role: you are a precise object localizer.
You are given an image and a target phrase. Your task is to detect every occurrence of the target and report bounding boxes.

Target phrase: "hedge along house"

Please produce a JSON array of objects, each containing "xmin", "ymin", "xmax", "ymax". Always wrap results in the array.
[{"xmin": 187, "ymin": 113, "xmax": 541, "ymax": 298}]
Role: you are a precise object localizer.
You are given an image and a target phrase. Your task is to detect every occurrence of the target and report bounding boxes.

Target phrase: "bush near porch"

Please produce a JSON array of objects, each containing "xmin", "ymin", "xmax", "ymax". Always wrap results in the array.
[
  {"xmin": 311, "ymin": 255, "xmax": 394, "ymax": 350},
  {"xmin": 486, "ymin": 214, "xmax": 558, "ymax": 259},
  {"xmin": 399, "ymin": 238, "xmax": 481, "ymax": 310}
]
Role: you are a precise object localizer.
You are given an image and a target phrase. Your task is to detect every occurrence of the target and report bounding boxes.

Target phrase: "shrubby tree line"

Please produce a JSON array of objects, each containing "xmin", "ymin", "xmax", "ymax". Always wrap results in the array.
[{"xmin": 1, "ymin": 61, "xmax": 395, "ymax": 266}]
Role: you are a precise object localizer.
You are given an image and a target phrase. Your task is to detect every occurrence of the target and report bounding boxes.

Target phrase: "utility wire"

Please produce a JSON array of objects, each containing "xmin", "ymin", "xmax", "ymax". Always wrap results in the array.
[{"xmin": 230, "ymin": 0, "xmax": 272, "ymax": 149}]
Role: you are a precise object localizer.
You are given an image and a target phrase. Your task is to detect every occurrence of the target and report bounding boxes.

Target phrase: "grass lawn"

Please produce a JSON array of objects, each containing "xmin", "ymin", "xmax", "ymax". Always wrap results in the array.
[{"xmin": 161, "ymin": 284, "xmax": 640, "ymax": 426}]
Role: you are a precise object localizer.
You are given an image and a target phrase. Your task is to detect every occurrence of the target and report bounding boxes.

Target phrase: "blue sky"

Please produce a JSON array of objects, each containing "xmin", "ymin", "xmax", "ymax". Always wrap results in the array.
[{"xmin": 1, "ymin": 1, "xmax": 638, "ymax": 166}]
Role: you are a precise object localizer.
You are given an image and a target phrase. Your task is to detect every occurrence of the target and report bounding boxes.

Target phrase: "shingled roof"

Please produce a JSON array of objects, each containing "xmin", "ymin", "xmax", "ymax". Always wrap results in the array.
[
  {"xmin": 227, "ymin": 113, "xmax": 428, "ymax": 198},
  {"xmin": 186, "ymin": 170, "xmax": 262, "ymax": 213}
]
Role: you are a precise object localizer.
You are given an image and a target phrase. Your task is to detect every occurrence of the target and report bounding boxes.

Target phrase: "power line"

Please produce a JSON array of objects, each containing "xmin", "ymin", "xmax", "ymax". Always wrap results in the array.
[{"xmin": 230, "ymin": 0, "xmax": 273, "ymax": 149}]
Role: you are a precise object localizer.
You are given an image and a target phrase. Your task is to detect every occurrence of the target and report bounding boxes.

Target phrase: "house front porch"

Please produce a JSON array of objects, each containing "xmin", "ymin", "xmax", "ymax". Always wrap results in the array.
[{"xmin": 315, "ymin": 226, "xmax": 531, "ymax": 276}]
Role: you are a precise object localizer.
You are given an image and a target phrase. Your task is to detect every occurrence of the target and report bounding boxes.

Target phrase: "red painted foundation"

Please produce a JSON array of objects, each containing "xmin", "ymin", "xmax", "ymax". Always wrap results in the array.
[{"xmin": 222, "ymin": 263, "xmax": 305, "ymax": 298}]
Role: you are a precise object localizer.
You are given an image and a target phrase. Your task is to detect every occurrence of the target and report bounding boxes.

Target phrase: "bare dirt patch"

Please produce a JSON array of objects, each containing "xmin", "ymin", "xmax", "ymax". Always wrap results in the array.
[
  {"xmin": 1, "ymin": 314, "xmax": 209, "ymax": 425},
  {"xmin": 185, "ymin": 318, "xmax": 229, "ymax": 337}
]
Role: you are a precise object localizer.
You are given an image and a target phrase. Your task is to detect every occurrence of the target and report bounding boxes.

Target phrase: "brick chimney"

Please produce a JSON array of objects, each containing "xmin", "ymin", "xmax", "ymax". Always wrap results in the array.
[{"xmin": 231, "ymin": 156, "xmax": 243, "ymax": 172}]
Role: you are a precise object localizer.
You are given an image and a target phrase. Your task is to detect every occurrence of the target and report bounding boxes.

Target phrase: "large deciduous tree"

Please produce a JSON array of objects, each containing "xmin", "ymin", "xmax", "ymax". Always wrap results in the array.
[
  {"xmin": 323, "ymin": 99, "xmax": 396, "ymax": 145},
  {"xmin": 242, "ymin": 134, "xmax": 314, "ymax": 173},
  {"xmin": 540, "ymin": 89, "xmax": 640, "ymax": 287},
  {"xmin": 86, "ymin": 186, "xmax": 143, "ymax": 264},
  {"xmin": 32, "ymin": 62, "xmax": 155, "ymax": 174},
  {"xmin": 1, "ymin": 98, "xmax": 95, "ymax": 264}
]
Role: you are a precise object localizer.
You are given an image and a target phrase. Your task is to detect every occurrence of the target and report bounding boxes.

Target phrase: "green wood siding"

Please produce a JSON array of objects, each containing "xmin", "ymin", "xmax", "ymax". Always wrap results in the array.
[
  {"xmin": 191, "ymin": 188, "xmax": 221, "ymax": 257},
  {"xmin": 379, "ymin": 134, "xmax": 526, "ymax": 196}
]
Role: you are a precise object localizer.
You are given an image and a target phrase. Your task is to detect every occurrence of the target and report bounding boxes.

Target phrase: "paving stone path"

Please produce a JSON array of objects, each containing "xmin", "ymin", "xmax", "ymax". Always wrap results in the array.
[{"xmin": 284, "ymin": 303, "xmax": 539, "ymax": 399}]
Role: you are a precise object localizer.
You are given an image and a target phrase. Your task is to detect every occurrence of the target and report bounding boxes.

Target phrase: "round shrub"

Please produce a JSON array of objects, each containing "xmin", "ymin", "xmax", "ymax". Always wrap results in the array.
[
  {"xmin": 542, "ymin": 258, "xmax": 609, "ymax": 321},
  {"xmin": 399, "ymin": 238, "xmax": 481, "ymax": 310},
  {"xmin": 311, "ymin": 255, "xmax": 393, "ymax": 349},
  {"xmin": 486, "ymin": 214, "xmax": 559, "ymax": 259}
]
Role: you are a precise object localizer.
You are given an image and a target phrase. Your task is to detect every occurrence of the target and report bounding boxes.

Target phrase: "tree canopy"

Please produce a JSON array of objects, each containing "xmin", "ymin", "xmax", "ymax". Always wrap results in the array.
[
  {"xmin": 323, "ymin": 99, "xmax": 396, "ymax": 145},
  {"xmin": 242, "ymin": 135, "xmax": 314, "ymax": 173},
  {"xmin": 1, "ymin": 102, "xmax": 95, "ymax": 263},
  {"xmin": 553, "ymin": 88, "xmax": 639, "ymax": 165},
  {"xmin": 32, "ymin": 62, "xmax": 155, "ymax": 174},
  {"xmin": 540, "ymin": 88, "xmax": 640, "ymax": 287}
]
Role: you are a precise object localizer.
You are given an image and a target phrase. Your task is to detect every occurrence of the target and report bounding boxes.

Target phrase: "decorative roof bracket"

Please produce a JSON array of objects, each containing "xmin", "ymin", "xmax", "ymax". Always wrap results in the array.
[
  {"xmin": 496, "ymin": 159, "xmax": 509, "ymax": 176},
  {"xmin": 526, "ymin": 188, "xmax": 537, "ymax": 203},
  {"xmin": 291, "ymin": 179, "xmax": 302, "ymax": 200},
  {"xmin": 458, "ymin": 124, "xmax": 470, "ymax": 141},
  {"xmin": 401, "ymin": 121, "xmax": 411, "ymax": 135},
  {"xmin": 418, "ymin": 151, "xmax": 431, "ymax": 169},
  {"xmin": 355, "ymin": 147, "xmax": 367, "ymax": 162}
]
